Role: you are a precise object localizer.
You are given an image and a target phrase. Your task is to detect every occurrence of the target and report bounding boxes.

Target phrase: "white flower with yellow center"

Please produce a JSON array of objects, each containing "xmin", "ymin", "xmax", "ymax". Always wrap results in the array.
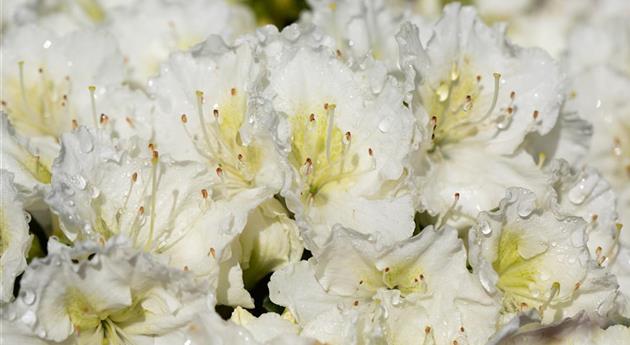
[
  {"xmin": 148, "ymin": 36, "xmax": 303, "ymax": 290},
  {"xmin": 397, "ymin": 4, "xmax": 566, "ymax": 227},
  {"xmin": 270, "ymin": 225, "xmax": 500, "ymax": 345},
  {"xmin": 258, "ymin": 25, "xmax": 416, "ymax": 248},
  {"xmin": 0, "ymin": 24, "xmax": 148, "ymax": 173},
  {"xmin": 301, "ymin": 0, "xmax": 429, "ymax": 68},
  {"xmin": 45, "ymin": 127, "xmax": 262, "ymax": 307},
  {"xmin": 545, "ymin": 160, "xmax": 630, "ymax": 318},
  {"xmin": 468, "ymin": 187, "xmax": 619, "ymax": 325},
  {"xmin": 0, "ymin": 170, "xmax": 33, "ymax": 303},
  {"xmin": 106, "ymin": 0, "xmax": 255, "ymax": 82},
  {"xmin": 0, "ymin": 236, "xmax": 207, "ymax": 344}
]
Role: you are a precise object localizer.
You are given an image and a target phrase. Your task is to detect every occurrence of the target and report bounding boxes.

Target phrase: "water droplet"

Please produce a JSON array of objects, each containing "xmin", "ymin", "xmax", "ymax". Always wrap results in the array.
[
  {"xmin": 479, "ymin": 220, "xmax": 492, "ymax": 236},
  {"xmin": 91, "ymin": 187, "xmax": 101, "ymax": 199},
  {"xmin": 73, "ymin": 175, "xmax": 87, "ymax": 190},
  {"xmin": 530, "ymin": 289, "xmax": 541, "ymax": 298},
  {"xmin": 539, "ymin": 272, "xmax": 550, "ymax": 281},
  {"xmin": 378, "ymin": 117, "xmax": 391, "ymax": 133},
  {"xmin": 37, "ymin": 329, "xmax": 47, "ymax": 338},
  {"xmin": 61, "ymin": 183, "xmax": 74, "ymax": 196},
  {"xmin": 42, "ymin": 40, "xmax": 52, "ymax": 49},
  {"xmin": 21, "ymin": 289, "xmax": 36, "ymax": 305},
  {"xmin": 66, "ymin": 200, "xmax": 75, "ymax": 207},
  {"xmin": 24, "ymin": 212, "xmax": 32, "ymax": 224},
  {"xmin": 6, "ymin": 309, "xmax": 16, "ymax": 321},
  {"xmin": 184, "ymin": 339, "xmax": 192, "ymax": 345},
  {"xmin": 77, "ymin": 130, "xmax": 94, "ymax": 153},
  {"xmin": 517, "ymin": 201, "xmax": 534, "ymax": 218},
  {"xmin": 568, "ymin": 175, "xmax": 598, "ymax": 205},
  {"xmin": 21, "ymin": 310, "xmax": 37, "ymax": 327}
]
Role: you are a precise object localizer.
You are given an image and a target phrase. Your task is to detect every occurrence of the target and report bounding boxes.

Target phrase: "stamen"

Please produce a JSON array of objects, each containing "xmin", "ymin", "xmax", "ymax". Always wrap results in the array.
[
  {"xmin": 539, "ymin": 282, "xmax": 560, "ymax": 314},
  {"xmin": 195, "ymin": 90, "xmax": 215, "ymax": 153},
  {"xmin": 88, "ymin": 86, "xmax": 98, "ymax": 127},
  {"xmin": 437, "ymin": 192, "xmax": 460, "ymax": 228},
  {"xmin": 325, "ymin": 104, "xmax": 336, "ymax": 160},
  {"xmin": 145, "ymin": 150, "xmax": 159, "ymax": 251},
  {"xmin": 480, "ymin": 73, "xmax": 501, "ymax": 122},
  {"xmin": 18, "ymin": 61, "xmax": 35, "ymax": 118}
]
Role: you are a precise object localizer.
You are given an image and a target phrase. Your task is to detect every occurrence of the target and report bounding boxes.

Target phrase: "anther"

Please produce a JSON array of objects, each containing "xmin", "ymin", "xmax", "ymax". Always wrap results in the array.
[
  {"xmin": 353, "ymin": 300, "xmax": 359, "ymax": 306},
  {"xmin": 71, "ymin": 119, "xmax": 79, "ymax": 129},
  {"xmin": 216, "ymin": 167, "xmax": 223, "ymax": 177},
  {"xmin": 510, "ymin": 91, "xmax": 516, "ymax": 100},
  {"xmin": 454, "ymin": 192, "xmax": 460, "ymax": 201},
  {"xmin": 309, "ymin": 113, "xmax": 316, "ymax": 122},
  {"xmin": 230, "ymin": 88, "xmax": 237, "ymax": 96},
  {"xmin": 152, "ymin": 150, "xmax": 159, "ymax": 163},
  {"xmin": 88, "ymin": 85, "xmax": 98, "ymax": 127},
  {"xmin": 99, "ymin": 113, "xmax": 108, "ymax": 124},
  {"xmin": 180, "ymin": 114, "xmax": 188, "ymax": 123},
  {"xmin": 574, "ymin": 282, "xmax": 581, "ymax": 291},
  {"xmin": 138, "ymin": 206, "xmax": 145, "ymax": 215},
  {"xmin": 184, "ymin": 266, "xmax": 189, "ymax": 271},
  {"xmin": 213, "ymin": 109, "xmax": 219, "ymax": 119},
  {"xmin": 424, "ymin": 326, "xmax": 431, "ymax": 334},
  {"xmin": 460, "ymin": 326, "xmax": 465, "ymax": 332},
  {"xmin": 533, "ymin": 110, "xmax": 539, "ymax": 120},
  {"xmin": 345, "ymin": 131, "xmax": 352, "ymax": 142},
  {"xmin": 201, "ymin": 189, "xmax": 209, "ymax": 199},
  {"xmin": 131, "ymin": 172, "xmax": 138, "ymax": 182},
  {"xmin": 237, "ymin": 153, "xmax": 243, "ymax": 161},
  {"xmin": 368, "ymin": 148, "xmax": 374, "ymax": 156},
  {"xmin": 384, "ymin": 267, "xmax": 390, "ymax": 273},
  {"xmin": 324, "ymin": 103, "xmax": 329, "ymax": 110},
  {"xmin": 591, "ymin": 214, "xmax": 599, "ymax": 223},
  {"xmin": 209, "ymin": 247, "xmax": 216, "ymax": 257},
  {"xmin": 126, "ymin": 117, "xmax": 134, "ymax": 127}
]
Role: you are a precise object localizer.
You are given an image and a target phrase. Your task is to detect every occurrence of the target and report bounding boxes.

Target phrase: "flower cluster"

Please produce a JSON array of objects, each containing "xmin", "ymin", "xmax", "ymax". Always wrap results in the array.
[{"xmin": 1, "ymin": 0, "xmax": 629, "ymax": 344}]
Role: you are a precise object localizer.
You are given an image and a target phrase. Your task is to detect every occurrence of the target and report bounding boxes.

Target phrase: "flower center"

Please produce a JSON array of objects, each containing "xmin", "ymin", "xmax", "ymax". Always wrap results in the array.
[
  {"xmin": 382, "ymin": 265, "xmax": 427, "ymax": 296},
  {"xmin": 65, "ymin": 288, "xmax": 145, "ymax": 344},
  {"xmin": 422, "ymin": 61, "xmax": 509, "ymax": 150},
  {"xmin": 180, "ymin": 89, "xmax": 263, "ymax": 194},
  {"xmin": 2, "ymin": 63, "xmax": 79, "ymax": 140},
  {"xmin": 288, "ymin": 104, "xmax": 362, "ymax": 206},
  {"xmin": 492, "ymin": 229, "xmax": 558, "ymax": 312}
]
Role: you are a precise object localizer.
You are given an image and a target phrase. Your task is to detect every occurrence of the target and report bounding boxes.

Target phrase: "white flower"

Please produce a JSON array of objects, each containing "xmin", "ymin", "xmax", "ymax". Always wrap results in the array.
[
  {"xmin": 45, "ymin": 127, "xmax": 262, "ymax": 306},
  {"xmin": 566, "ymin": 35, "xmax": 630, "ymax": 237},
  {"xmin": 398, "ymin": 4, "xmax": 566, "ymax": 227},
  {"xmin": 0, "ymin": 170, "xmax": 33, "ymax": 302},
  {"xmin": 107, "ymin": 0, "xmax": 255, "ymax": 82},
  {"xmin": 0, "ymin": 236, "xmax": 207, "ymax": 344},
  {"xmin": 258, "ymin": 25, "xmax": 416, "ymax": 248},
  {"xmin": 1, "ymin": 24, "xmax": 131, "ymax": 169},
  {"xmin": 301, "ymin": 0, "xmax": 429, "ymax": 68},
  {"xmin": 546, "ymin": 161, "xmax": 630, "ymax": 318},
  {"xmin": 270, "ymin": 225, "xmax": 499, "ymax": 345},
  {"xmin": 468, "ymin": 187, "xmax": 619, "ymax": 324},
  {"xmin": 489, "ymin": 312, "xmax": 630, "ymax": 345}
]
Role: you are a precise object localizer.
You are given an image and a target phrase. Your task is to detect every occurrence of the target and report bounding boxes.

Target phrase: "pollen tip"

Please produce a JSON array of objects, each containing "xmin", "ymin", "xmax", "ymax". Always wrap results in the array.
[
  {"xmin": 88, "ymin": 85, "xmax": 96, "ymax": 92},
  {"xmin": 616, "ymin": 223, "xmax": 624, "ymax": 232},
  {"xmin": 493, "ymin": 72, "xmax": 501, "ymax": 79}
]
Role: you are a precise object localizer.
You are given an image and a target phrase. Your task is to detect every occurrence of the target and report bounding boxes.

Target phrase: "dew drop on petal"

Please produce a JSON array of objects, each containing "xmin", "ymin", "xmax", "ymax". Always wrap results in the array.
[
  {"xmin": 21, "ymin": 289, "xmax": 36, "ymax": 305},
  {"xmin": 21, "ymin": 310, "xmax": 37, "ymax": 327}
]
